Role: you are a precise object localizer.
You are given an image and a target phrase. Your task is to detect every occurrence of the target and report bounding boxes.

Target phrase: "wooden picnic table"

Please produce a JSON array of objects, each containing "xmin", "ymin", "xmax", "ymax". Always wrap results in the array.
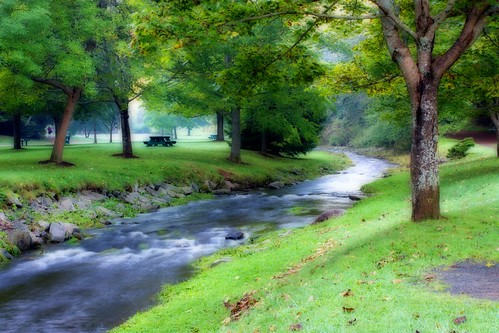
[{"xmin": 143, "ymin": 136, "xmax": 176, "ymax": 147}]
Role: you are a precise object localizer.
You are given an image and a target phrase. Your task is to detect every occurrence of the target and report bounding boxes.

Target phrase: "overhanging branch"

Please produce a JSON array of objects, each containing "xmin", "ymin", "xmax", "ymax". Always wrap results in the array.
[{"xmin": 372, "ymin": 0, "xmax": 417, "ymax": 41}]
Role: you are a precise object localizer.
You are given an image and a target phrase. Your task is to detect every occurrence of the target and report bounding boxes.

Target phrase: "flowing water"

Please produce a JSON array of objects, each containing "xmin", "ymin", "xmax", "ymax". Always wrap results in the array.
[{"xmin": 0, "ymin": 151, "xmax": 393, "ymax": 332}]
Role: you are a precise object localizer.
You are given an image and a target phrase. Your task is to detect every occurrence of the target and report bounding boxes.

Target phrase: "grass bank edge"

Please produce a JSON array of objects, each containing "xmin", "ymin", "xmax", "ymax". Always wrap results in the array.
[
  {"xmin": 0, "ymin": 143, "xmax": 349, "ymax": 258},
  {"xmin": 112, "ymin": 142, "xmax": 498, "ymax": 333}
]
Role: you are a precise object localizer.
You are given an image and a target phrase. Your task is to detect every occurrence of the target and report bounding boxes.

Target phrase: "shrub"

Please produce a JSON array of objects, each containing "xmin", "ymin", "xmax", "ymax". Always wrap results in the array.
[{"xmin": 446, "ymin": 137, "xmax": 475, "ymax": 159}]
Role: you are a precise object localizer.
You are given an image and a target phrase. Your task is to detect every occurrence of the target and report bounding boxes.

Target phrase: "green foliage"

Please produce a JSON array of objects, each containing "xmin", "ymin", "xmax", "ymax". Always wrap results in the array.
[
  {"xmin": 241, "ymin": 85, "xmax": 328, "ymax": 156},
  {"xmin": 446, "ymin": 137, "xmax": 475, "ymax": 159}
]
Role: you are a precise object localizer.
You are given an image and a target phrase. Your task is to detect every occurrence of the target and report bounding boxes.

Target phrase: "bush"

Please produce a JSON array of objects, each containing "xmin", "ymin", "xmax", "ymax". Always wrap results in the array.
[{"xmin": 446, "ymin": 137, "xmax": 475, "ymax": 159}]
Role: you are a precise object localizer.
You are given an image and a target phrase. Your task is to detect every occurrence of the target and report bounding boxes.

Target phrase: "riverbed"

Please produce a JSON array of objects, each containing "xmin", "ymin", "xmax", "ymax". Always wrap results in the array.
[{"xmin": 0, "ymin": 151, "xmax": 393, "ymax": 332}]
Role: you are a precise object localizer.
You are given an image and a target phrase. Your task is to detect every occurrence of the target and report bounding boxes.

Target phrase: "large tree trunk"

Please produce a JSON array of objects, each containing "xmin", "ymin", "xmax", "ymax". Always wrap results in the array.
[
  {"xmin": 491, "ymin": 111, "xmax": 499, "ymax": 157},
  {"xmin": 229, "ymin": 107, "xmax": 241, "ymax": 163},
  {"xmin": 49, "ymin": 88, "xmax": 81, "ymax": 163},
  {"xmin": 13, "ymin": 113, "xmax": 22, "ymax": 150},
  {"xmin": 119, "ymin": 107, "xmax": 134, "ymax": 158},
  {"xmin": 216, "ymin": 110, "xmax": 225, "ymax": 141},
  {"xmin": 410, "ymin": 81, "xmax": 440, "ymax": 221}
]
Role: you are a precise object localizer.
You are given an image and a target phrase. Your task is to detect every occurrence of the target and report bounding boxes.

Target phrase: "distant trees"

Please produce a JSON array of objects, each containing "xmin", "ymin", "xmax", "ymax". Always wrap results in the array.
[{"xmin": 133, "ymin": 1, "xmax": 328, "ymax": 161}]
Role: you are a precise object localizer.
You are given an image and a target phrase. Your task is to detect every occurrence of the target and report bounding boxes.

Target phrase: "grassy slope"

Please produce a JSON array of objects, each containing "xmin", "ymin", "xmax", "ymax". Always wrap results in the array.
[
  {"xmin": 0, "ymin": 141, "xmax": 347, "ymax": 200},
  {"xmin": 113, "ymin": 139, "xmax": 498, "ymax": 333}
]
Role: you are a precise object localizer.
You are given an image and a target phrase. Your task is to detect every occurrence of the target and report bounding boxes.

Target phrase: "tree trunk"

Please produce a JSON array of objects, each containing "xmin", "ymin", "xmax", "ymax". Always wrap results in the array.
[
  {"xmin": 261, "ymin": 130, "xmax": 267, "ymax": 155},
  {"xmin": 173, "ymin": 126, "xmax": 177, "ymax": 139},
  {"xmin": 410, "ymin": 81, "xmax": 440, "ymax": 221},
  {"xmin": 187, "ymin": 128, "xmax": 191, "ymax": 136},
  {"xmin": 13, "ymin": 114, "xmax": 22, "ymax": 150},
  {"xmin": 216, "ymin": 110, "xmax": 225, "ymax": 141},
  {"xmin": 119, "ymin": 106, "xmax": 134, "ymax": 158},
  {"xmin": 491, "ymin": 111, "xmax": 499, "ymax": 157},
  {"xmin": 229, "ymin": 107, "xmax": 241, "ymax": 163},
  {"xmin": 109, "ymin": 128, "xmax": 113, "ymax": 143},
  {"xmin": 49, "ymin": 88, "xmax": 82, "ymax": 163},
  {"xmin": 93, "ymin": 118, "xmax": 97, "ymax": 144}
]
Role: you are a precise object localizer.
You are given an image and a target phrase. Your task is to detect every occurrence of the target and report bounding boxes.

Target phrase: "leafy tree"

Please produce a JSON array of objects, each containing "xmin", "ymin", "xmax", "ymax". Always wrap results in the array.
[
  {"xmin": 0, "ymin": 0, "xmax": 107, "ymax": 164},
  {"xmin": 241, "ymin": 85, "xmax": 327, "ymax": 156},
  {"xmin": 249, "ymin": 0, "xmax": 497, "ymax": 221},
  {"xmin": 0, "ymin": 68, "xmax": 48, "ymax": 149},
  {"xmin": 94, "ymin": 0, "xmax": 153, "ymax": 158}
]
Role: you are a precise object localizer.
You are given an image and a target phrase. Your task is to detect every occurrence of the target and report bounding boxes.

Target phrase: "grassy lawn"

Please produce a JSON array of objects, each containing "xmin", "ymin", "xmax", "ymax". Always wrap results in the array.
[
  {"xmin": 0, "ymin": 140, "xmax": 348, "ymax": 202},
  {"xmin": 112, "ymin": 139, "xmax": 498, "ymax": 333}
]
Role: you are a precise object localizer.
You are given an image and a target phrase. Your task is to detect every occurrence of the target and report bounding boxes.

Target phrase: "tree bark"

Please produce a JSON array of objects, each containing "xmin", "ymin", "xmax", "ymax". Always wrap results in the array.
[
  {"xmin": 216, "ymin": 110, "xmax": 225, "ymax": 141},
  {"xmin": 173, "ymin": 126, "xmax": 178, "ymax": 139},
  {"xmin": 119, "ymin": 107, "xmax": 134, "ymax": 158},
  {"xmin": 491, "ymin": 111, "xmax": 499, "ymax": 157},
  {"xmin": 229, "ymin": 107, "xmax": 241, "ymax": 163},
  {"xmin": 410, "ymin": 81, "xmax": 440, "ymax": 221},
  {"xmin": 93, "ymin": 118, "xmax": 97, "ymax": 144},
  {"xmin": 13, "ymin": 113, "xmax": 22, "ymax": 150},
  {"xmin": 49, "ymin": 88, "xmax": 82, "ymax": 163}
]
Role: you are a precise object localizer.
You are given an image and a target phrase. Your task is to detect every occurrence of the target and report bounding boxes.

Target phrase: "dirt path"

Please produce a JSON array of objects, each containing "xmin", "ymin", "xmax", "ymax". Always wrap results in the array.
[
  {"xmin": 446, "ymin": 130, "xmax": 496, "ymax": 148},
  {"xmin": 438, "ymin": 261, "xmax": 498, "ymax": 301}
]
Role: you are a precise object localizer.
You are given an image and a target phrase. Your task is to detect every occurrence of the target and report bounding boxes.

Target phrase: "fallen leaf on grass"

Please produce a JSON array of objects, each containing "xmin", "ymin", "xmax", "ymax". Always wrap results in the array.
[
  {"xmin": 392, "ymin": 279, "xmax": 403, "ymax": 284},
  {"xmin": 341, "ymin": 289, "xmax": 354, "ymax": 297},
  {"xmin": 348, "ymin": 318, "xmax": 357, "ymax": 326},
  {"xmin": 424, "ymin": 274, "xmax": 435, "ymax": 281},
  {"xmin": 453, "ymin": 316, "xmax": 467, "ymax": 325},
  {"xmin": 224, "ymin": 291, "xmax": 258, "ymax": 321},
  {"xmin": 342, "ymin": 307, "xmax": 355, "ymax": 313},
  {"xmin": 289, "ymin": 323, "xmax": 303, "ymax": 331},
  {"xmin": 222, "ymin": 317, "xmax": 231, "ymax": 326}
]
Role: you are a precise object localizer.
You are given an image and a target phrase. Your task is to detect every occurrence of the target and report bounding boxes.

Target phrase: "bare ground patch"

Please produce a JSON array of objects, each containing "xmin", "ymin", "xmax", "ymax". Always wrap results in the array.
[{"xmin": 437, "ymin": 261, "xmax": 498, "ymax": 301}]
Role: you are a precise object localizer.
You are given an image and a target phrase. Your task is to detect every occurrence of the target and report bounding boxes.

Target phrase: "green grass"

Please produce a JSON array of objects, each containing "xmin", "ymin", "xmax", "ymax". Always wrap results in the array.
[
  {"xmin": 0, "ymin": 141, "xmax": 348, "ymax": 201},
  {"xmin": 112, "ymin": 140, "xmax": 498, "ymax": 333}
]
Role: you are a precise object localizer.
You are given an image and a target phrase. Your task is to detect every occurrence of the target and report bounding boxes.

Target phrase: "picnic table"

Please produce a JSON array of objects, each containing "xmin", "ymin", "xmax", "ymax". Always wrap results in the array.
[
  {"xmin": 20, "ymin": 138, "xmax": 31, "ymax": 146},
  {"xmin": 143, "ymin": 136, "xmax": 176, "ymax": 147},
  {"xmin": 209, "ymin": 134, "xmax": 217, "ymax": 140}
]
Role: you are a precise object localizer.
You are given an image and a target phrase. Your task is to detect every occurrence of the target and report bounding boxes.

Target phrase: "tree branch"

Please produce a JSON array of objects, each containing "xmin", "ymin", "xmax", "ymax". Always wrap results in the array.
[
  {"xmin": 372, "ymin": 0, "xmax": 417, "ymax": 41},
  {"xmin": 31, "ymin": 77, "xmax": 72, "ymax": 95},
  {"xmin": 431, "ymin": 0, "xmax": 457, "ymax": 31},
  {"xmin": 433, "ymin": 4, "xmax": 497, "ymax": 79},
  {"xmin": 237, "ymin": 11, "xmax": 381, "ymax": 23},
  {"xmin": 258, "ymin": 1, "xmax": 340, "ymax": 73}
]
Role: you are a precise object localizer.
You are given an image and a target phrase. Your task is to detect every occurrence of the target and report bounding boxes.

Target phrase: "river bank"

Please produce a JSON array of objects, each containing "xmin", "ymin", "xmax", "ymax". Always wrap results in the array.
[
  {"xmin": 0, "ymin": 143, "xmax": 350, "ymax": 261},
  {"xmin": 0, "ymin": 150, "xmax": 391, "ymax": 332},
  {"xmin": 112, "ymin": 143, "xmax": 498, "ymax": 333}
]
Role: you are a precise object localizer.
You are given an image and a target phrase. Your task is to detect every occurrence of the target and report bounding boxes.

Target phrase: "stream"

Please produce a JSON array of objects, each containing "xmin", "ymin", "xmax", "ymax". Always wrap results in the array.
[{"xmin": 0, "ymin": 151, "xmax": 393, "ymax": 332}]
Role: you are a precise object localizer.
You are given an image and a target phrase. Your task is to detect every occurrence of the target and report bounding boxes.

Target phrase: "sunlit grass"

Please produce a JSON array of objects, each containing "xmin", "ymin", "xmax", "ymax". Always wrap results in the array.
[
  {"xmin": 0, "ymin": 141, "xmax": 348, "ymax": 200},
  {"xmin": 113, "ymin": 142, "xmax": 498, "ymax": 333}
]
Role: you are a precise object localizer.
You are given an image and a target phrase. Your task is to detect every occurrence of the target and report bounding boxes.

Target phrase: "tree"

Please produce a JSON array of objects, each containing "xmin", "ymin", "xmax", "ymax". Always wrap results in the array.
[
  {"xmin": 0, "ymin": 68, "xmax": 47, "ymax": 149},
  {"xmin": 247, "ymin": 0, "xmax": 497, "ymax": 221},
  {"xmin": 0, "ymin": 0, "xmax": 107, "ymax": 164},
  {"xmin": 241, "ymin": 84, "xmax": 327, "ymax": 156}
]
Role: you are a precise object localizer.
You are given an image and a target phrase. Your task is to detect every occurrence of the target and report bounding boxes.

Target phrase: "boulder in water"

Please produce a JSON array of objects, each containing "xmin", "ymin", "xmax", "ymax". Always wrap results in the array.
[
  {"xmin": 348, "ymin": 194, "xmax": 366, "ymax": 201},
  {"xmin": 49, "ymin": 222, "xmax": 67, "ymax": 243},
  {"xmin": 7, "ymin": 229, "xmax": 33, "ymax": 251},
  {"xmin": 225, "ymin": 231, "xmax": 244, "ymax": 240}
]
